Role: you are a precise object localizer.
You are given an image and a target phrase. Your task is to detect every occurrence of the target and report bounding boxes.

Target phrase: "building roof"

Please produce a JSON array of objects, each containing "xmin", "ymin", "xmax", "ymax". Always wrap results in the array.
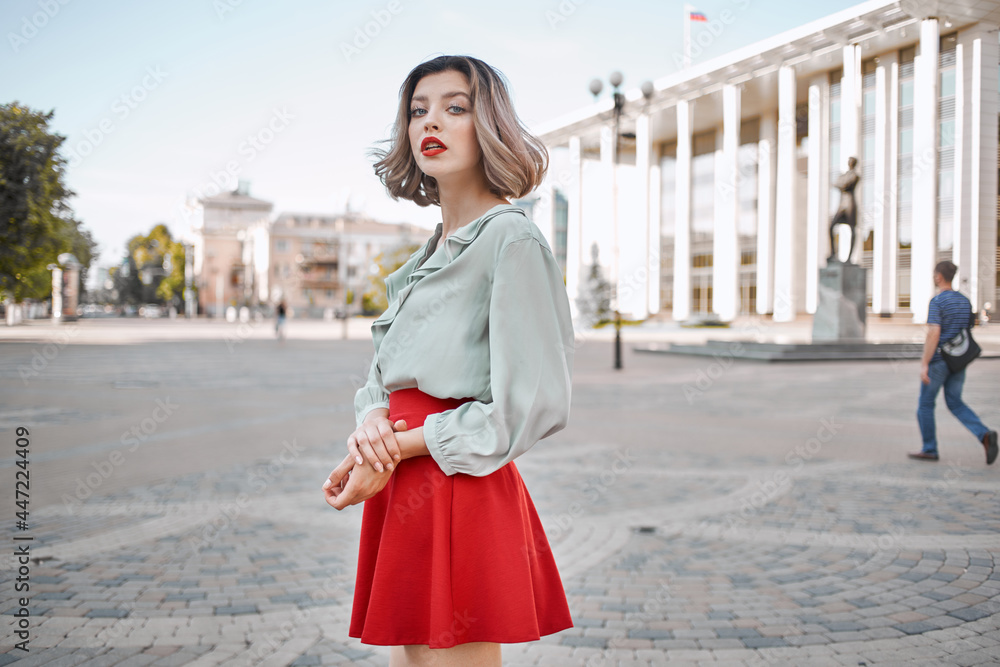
[
  {"xmin": 535, "ymin": 0, "xmax": 1000, "ymax": 147},
  {"xmin": 199, "ymin": 190, "xmax": 274, "ymax": 210},
  {"xmin": 271, "ymin": 212, "xmax": 428, "ymax": 237}
]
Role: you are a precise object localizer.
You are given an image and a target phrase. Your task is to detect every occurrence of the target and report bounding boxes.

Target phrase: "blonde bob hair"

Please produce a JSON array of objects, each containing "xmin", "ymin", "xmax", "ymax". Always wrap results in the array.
[{"xmin": 372, "ymin": 55, "xmax": 548, "ymax": 207}]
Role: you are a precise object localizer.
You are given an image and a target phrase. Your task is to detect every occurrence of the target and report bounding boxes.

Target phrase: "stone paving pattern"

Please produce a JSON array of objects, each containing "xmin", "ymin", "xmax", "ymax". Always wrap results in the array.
[{"xmin": 0, "ymin": 317, "xmax": 998, "ymax": 666}]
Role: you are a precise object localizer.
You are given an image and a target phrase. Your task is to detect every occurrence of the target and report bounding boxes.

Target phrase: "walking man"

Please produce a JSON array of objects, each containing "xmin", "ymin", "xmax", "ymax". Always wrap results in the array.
[{"xmin": 909, "ymin": 261, "xmax": 997, "ymax": 464}]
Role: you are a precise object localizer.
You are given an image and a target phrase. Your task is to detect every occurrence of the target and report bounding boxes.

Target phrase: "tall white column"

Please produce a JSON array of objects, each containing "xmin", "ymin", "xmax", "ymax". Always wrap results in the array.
[
  {"xmin": 953, "ymin": 42, "xmax": 966, "ymax": 291},
  {"xmin": 961, "ymin": 29, "xmax": 999, "ymax": 311},
  {"xmin": 648, "ymin": 133, "xmax": 664, "ymax": 316},
  {"xmin": 874, "ymin": 53, "xmax": 899, "ymax": 314},
  {"xmin": 840, "ymin": 43, "xmax": 862, "ymax": 261},
  {"xmin": 806, "ymin": 75, "xmax": 829, "ymax": 314},
  {"xmin": 566, "ymin": 135, "xmax": 584, "ymax": 319},
  {"xmin": 911, "ymin": 17, "xmax": 939, "ymax": 323},
  {"xmin": 773, "ymin": 65, "xmax": 798, "ymax": 322},
  {"xmin": 673, "ymin": 100, "xmax": 693, "ymax": 321},
  {"xmin": 635, "ymin": 112, "xmax": 653, "ymax": 319},
  {"xmin": 756, "ymin": 112, "xmax": 777, "ymax": 315},
  {"xmin": 714, "ymin": 84, "xmax": 740, "ymax": 321},
  {"xmin": 599, "ymin": 124, "xmax": 620, "ymax": 318},
  {"xmin": 841, "ymin": 44, "xmax": 861, "ymax": 167}
]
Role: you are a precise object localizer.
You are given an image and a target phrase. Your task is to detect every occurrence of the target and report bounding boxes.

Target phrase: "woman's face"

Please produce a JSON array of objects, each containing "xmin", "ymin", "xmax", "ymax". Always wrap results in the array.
[{"xmin": 408, "ymin": 69, "xmax": 482, "ymax": 186}]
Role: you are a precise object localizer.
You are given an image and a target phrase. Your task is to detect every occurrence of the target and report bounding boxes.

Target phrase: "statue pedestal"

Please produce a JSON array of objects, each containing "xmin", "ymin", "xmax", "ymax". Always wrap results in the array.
[{"xmin": 812, "ymin": 261, "xmax": 867, "ymax": 342}]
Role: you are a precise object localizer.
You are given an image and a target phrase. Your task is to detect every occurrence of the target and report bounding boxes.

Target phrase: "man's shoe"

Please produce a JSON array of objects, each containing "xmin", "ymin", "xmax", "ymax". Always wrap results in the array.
[
  {"xmin": 983, "ymin": 431, "xmax": 998, "ymax": 465},
  {"xmin": 908, "ymin": 451, "xmax": 940, "ymax": 461}
]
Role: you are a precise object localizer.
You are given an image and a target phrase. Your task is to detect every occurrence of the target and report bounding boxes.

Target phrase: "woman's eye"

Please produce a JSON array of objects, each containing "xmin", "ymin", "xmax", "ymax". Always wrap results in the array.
[{"xmin": 449, "ymin": 105, "xmax": 465, "ymax": 114}]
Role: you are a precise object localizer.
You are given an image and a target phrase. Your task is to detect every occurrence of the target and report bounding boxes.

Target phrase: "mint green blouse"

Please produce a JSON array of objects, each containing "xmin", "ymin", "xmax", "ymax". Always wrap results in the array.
[{"xmin": 354, "ymin": 204, "xmax": 574, "ymax": 477}]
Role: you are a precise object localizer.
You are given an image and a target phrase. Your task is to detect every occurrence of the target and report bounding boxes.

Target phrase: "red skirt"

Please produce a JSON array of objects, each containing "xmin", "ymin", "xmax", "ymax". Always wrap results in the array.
[{"xmin": 349, "ymin": 388, "xmax": 573, "ymax": 647}]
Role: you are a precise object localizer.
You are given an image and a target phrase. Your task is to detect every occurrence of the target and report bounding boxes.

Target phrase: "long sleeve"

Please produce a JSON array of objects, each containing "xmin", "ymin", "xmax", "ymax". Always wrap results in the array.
[
  {"xmin": 354, "ymin": 354, "xmax": 390, "ymax": 427},
  {"xmin": 422, "ymin": 237, "xmax": 574, "ymax": 476}
]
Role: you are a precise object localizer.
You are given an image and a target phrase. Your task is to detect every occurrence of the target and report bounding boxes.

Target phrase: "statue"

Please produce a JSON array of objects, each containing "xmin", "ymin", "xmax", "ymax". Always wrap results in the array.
[{"xmin": 828, "ymin": 157, "xmax": 860, "ymax": 264}]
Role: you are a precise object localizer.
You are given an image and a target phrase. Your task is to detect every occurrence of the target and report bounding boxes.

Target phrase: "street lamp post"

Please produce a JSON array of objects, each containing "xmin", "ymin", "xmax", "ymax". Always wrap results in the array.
[{"xmin": 589, "ymin": 72, "xmax": 654, "ymax": 370}]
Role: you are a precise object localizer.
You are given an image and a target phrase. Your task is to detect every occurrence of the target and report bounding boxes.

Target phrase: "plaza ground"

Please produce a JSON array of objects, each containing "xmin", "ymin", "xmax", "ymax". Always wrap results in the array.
[{"xmin": 0, "ymin": 316, "xmax": 998, "ymax": 666}]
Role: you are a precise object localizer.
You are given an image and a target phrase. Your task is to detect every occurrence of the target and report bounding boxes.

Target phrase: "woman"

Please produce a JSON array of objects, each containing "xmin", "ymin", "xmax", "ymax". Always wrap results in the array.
[{"xmin": 322, "ymin": 55, "xmax": 574, "ymax": 667}]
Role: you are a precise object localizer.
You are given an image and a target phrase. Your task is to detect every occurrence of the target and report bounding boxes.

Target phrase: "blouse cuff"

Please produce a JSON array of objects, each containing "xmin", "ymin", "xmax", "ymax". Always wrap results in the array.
[{"xmin": 421, "ymin": 411, "xmax": 460, "ymax": 477}]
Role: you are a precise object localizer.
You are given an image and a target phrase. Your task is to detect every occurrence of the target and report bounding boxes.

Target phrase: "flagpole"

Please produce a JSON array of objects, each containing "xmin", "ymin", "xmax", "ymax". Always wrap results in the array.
[{"xmin": 683, "ymin": 3, "xmax": 692, "ymax": 69}]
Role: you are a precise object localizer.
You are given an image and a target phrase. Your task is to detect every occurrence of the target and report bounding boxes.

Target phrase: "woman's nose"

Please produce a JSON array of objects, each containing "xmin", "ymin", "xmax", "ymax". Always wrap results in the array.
[{"xmin": 423, "ymin": 108, "xmax": 441, "ymax": 131}]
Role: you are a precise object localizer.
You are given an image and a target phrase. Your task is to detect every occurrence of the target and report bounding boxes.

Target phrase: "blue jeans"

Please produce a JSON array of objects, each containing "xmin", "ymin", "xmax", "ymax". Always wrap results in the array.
[{"xmin": 917, "ymin": 359, "xmax": 989, "ymax": 454}]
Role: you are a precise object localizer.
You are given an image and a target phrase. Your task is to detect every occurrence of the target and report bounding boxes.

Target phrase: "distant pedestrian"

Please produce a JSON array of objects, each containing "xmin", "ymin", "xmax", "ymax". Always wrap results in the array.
[
  {"xmin": 275, "ymin": 300, "xmax": 286, "ymax": 341},
  {"xmin": 909, "ymin": 260, "xmax": 996, "ymax": 464}
]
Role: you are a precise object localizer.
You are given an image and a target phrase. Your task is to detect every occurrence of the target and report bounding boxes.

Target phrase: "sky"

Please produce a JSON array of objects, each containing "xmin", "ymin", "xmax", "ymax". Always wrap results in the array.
[{"xmin": 1, "ymin": 0, "xmax": 858, "ymax": 285}]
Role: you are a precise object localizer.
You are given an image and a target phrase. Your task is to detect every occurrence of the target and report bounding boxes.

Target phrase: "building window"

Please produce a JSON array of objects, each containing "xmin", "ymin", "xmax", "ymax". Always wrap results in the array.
[
  {"xmin": 691, "ymin": 131, "xmax": 716, "ymax": 242},
  {"xmin": 660, "ymin": 143, "xmax": 677, "ymax": 313},
  {"xmin": 692, "ymin": 284, "xmax": 713, "ymax": 314},
  {"xmin": 738, "ymin": 118, "xmax": 759, "ymax": 315},
  {"xmin": 860, "ymin": 59, "xmax": 877, "ymax": 291},
  {"xmin": 691, "ymin": 131, "xmax": 715, "ymax": 314},
  {"xmin": 692, "ymin": 253, "xmax": 713, "ymax": 268},
  {"xmin": 828, "ymin": 68, "xmax": 843, "ymax": 221},
  {"xmin": 275, "ymin": 240, "xmax": 288, "ymax": 253}
]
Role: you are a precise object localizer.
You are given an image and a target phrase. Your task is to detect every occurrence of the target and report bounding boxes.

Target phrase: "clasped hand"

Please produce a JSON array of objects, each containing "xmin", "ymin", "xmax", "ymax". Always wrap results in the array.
[{"xmin": 322, "ymin": 416, "xmax": 408, "ymax": 510}]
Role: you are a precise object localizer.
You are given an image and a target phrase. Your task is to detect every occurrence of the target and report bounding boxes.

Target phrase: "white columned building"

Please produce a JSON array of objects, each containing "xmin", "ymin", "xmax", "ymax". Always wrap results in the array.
[{"xmin": 535, "ymin": 0, "xmax": 999, "ymax": 326}]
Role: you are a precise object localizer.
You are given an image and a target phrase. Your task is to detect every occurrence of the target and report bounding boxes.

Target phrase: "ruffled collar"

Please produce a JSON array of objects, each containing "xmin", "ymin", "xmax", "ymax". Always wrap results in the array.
[
  {"xmin": 407, "ymin": 204, "xmax": 522, "ymax": 284},
  {"xmin": 372, "ymin": 204, "xmax": 522, "ymax": 338}
]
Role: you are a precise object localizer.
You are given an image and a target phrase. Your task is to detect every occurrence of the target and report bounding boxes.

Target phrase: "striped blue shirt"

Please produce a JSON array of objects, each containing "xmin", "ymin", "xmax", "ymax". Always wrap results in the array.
[{"xmin": 927, "ymin": 289, "xmax": 973, "ymax": 362}]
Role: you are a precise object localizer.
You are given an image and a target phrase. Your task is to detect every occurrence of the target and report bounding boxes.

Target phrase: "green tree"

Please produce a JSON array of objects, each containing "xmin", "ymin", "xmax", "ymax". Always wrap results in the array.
[
  {"xmin": 109, "ymin": 255, "xmax": 143, "ymax": 306},
  {"xmin": 361, "ymin": 243, "xmax": 421, "ymax": 315},
  {"xmin": 0, "ymin": 102, "xmax": 98, "ymax": 301},
  {"xmin": 118, "ymin": 223, "xmax": 185, "ymax": 306}
]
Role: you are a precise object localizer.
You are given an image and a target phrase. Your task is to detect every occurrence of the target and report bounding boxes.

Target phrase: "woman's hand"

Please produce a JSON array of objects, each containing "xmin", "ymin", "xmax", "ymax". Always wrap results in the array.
[
  {"xmin": 348, "ymin": 413, "xmax": 408, "ymax": 473},
  {"xmin": 322, "ymin": 453, "xmax": 393, "ymax": 510}
]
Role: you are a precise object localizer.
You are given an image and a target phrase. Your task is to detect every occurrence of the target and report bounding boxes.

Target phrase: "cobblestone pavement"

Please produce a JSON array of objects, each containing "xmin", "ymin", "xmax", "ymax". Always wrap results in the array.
[{"xmin": 0, "ymin": 318, "xmax": 998, "ymax": 666}]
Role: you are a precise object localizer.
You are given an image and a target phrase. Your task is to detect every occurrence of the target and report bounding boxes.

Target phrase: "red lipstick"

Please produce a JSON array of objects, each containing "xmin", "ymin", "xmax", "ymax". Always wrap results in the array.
[{"xmin": 421, "ymin": 136, "xmax": 447, "ymax": 156}]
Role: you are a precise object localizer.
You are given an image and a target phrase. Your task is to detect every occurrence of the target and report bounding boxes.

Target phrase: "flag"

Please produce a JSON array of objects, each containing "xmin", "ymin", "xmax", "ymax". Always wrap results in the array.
[{"xmin": 689, "ymin": 10, "xmax": 707, "ymax": 21}]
